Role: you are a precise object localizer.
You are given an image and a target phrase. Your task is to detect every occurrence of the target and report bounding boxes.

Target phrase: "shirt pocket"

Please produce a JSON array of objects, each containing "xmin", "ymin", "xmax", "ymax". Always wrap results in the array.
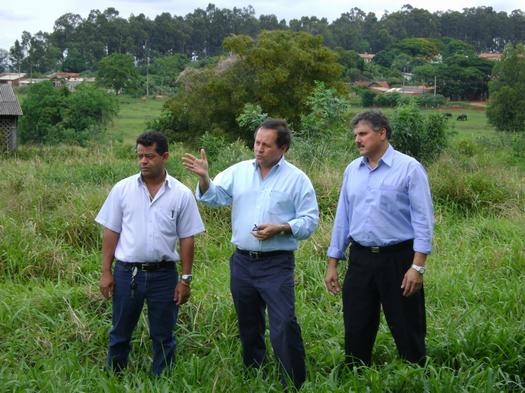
[
  {"xmin": 268, "ymin": 190, "xmax": 295, "ymax": 223},
  {"xmin": 155, "ymin": 208, "xmax": 178, "ymax": 237},
  {"xmin": 378, "ymin": 185, "xmax": 406, "ymax": 212}
]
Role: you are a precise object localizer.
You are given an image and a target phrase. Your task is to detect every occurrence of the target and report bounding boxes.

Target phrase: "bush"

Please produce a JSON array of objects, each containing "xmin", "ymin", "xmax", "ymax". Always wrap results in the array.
[
  {"xmin": 360, "ymin": 89, "xmax": 376, "ymax": 107},
  {"xmin": 390, "ymin": 103, "xmax": 448, "ymax": 164},
  {"xmin": 416, "ymin": 93, "xmax": 447, "ymax": 108},
  {"xmin": 18, "ymin": 82, "xmax": 118, "ymax": 146},
  {"xmin": 375, "ymin": 92, "xmax": 401, "ymax": 107},
  {"xmin": 298, "ymin": 81, "xmax": 351, "ymax": 139},
  {"xmin": 236, "ymin": 103, "xmax": 268, "ymax": 144}
]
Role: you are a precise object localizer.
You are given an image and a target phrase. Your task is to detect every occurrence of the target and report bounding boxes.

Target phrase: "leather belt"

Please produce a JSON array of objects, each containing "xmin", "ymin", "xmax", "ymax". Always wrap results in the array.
[
  {"xmin": 351, "ymin": 239, "xmax": 413, "ymax": 254},
  {"xmin": 117, "ymin": 260, "xmax": 176, "ymax": 271},
  {"xmin": 236, "ymin": 248, "xmax": 293, "ymax": 259}
]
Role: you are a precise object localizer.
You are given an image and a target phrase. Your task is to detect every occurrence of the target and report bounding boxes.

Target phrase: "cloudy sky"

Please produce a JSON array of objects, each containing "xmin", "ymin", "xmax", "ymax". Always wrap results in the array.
[{"xmin": 1, "ymin": 0, "xmax": 523, "ymax": 50}]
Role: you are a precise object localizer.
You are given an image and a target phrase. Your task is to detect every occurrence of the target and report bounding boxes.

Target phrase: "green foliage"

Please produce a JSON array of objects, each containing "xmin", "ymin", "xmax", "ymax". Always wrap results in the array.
[
  {"xmin": 359, "ymin": 89, "xmax": 376, "ymax": 107},
  {"xmin": 487, "ymin": 43, "xmax": 525, "ymax": 132},
  {"xmin": 156, "ymin": 30, "xmax": 343, "ymax": 142},
  {"xmin": 395, "ymin": 37, "xmax": 441, "ymax": 59},
  {"xmin": 18, "ymin": 81, "xmax": 118, "ymax": 145},
  {"xmin": 18, "ymin": 81, "xmax": 66, "ymax": 144},
  {"xmin": 298, "ymin": 81, "xmax": 351, "ymax": 138},
  {"xmin": 236, "ymin": 103, "xmax": 268, "ymax": 143},
  {"xmin": 375, "ymin": 92, "xmax": 402, "ymax": 107},
  {"xmin": 96, "ymin": 53, "xmax": 139, "ymax": 95},
  {"xmin": 390, "ymin": 103, "xmax": 448, "ymax": 164}
]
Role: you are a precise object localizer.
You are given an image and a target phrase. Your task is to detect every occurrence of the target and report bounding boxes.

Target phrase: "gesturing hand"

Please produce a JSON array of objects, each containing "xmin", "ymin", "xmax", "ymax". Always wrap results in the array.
[{"xmin": 182, "ymin": 149, "xmax": 209, "ymax": 178}]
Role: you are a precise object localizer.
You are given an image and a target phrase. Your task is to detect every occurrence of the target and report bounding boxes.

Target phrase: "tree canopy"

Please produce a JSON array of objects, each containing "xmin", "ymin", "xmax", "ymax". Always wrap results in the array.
[
  {"xmin": 486, "ymin": 43, "xmax": 525, "ymax": 132},
  {"xmin": 153, "ymin": 30, "xmax": 343, "ymax": 143}
]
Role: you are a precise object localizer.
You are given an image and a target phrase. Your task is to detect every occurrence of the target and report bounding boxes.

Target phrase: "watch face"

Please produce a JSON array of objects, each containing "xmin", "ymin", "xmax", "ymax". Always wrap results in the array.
[{"xmin": 181, "ymin": 274, "xmax": 192, "ymax": 282}]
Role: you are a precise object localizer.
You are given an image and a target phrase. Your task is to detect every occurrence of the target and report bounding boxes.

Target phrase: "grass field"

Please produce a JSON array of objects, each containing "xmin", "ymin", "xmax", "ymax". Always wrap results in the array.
[
  {"xmin": 0, "ymin": 98, "xmax": 523, "ymax": 392},
  {"xmin": 108, "ymin": 96, "xmax": 168, "ymax": 143}
]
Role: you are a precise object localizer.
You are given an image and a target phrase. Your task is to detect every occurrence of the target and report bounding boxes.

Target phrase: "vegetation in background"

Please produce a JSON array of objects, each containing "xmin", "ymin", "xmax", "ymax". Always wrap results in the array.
[
  {"xmin": 152, "ymin": 30, "xmax": 343, "ymax": 143},
  {"xmin": 486, "ymin": 43, "xmax": 525, "ymax": 132},
  {"xmin": 96, "ymin": 53, "xmax": 139, "ymax": 95},
  {"xmin": 18, "ymin": 81, "xmax": 119, "ymax": 145},
  {"xmin": 390, "ymin": 103, "xmax": 448, "ymax": 164}
]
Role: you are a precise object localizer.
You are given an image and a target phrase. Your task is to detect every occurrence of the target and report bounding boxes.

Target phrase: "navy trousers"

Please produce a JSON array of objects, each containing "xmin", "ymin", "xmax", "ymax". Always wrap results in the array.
[
  {"xmin": 343, "ymin": 245, "xmax": 426, "ymax": 366},
  {"xmin": 230, "ymin": 251, "xmax": 306, "ymax": 389},
  {"xmin": 106, "ymin": 261, "xmax": 179, "ymax": 375}
]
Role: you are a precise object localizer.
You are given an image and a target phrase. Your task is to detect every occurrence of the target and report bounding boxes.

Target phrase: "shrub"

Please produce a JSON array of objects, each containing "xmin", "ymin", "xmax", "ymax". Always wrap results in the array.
[
  {"xmin": 18, "ymin": 82, "xmax": 118, "ymax": 146},
  {"xmin": 390, "ymin": 103, "xmax": 448, "ymax": 164},
  {"xmin": 360, "ymin": 89, "xmax": 376, "ymax": 107},
  {"xmin": 416, "ymin": 93, "xmax": 447, "ymax": 107},
  {"xmin": 236, "ymin": 103, "xmax": 268, "ymax": 144},
  {"xmin": 298, "ymin": 81, "xmax": 351, "ymax": 139},
  {"xmin": 375, "ymin": 92, "xmax": 401, "ymax": 107}
]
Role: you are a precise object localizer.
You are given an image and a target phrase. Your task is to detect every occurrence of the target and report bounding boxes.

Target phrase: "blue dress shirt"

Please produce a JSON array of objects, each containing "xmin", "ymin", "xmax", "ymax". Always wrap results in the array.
[
  {"xmin": 197, "ymin": 156, "xmax": 319, "ymax": 252},
  {"xmin": 327, "ymin": 145, "xmax": 434, "ymax": 260}
]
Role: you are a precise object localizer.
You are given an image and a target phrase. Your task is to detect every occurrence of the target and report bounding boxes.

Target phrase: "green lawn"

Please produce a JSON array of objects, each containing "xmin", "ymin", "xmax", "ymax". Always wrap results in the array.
[{"xmin": 108, "ymin": 96, "xmax": 167, "ymax": 143}]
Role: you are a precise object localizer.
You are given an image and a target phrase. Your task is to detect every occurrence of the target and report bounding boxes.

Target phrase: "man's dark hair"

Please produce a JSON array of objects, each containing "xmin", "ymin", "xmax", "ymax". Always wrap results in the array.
[
  {"xmin": 136, "ymin": 131, "xmax": 169, "ymax": 154},
  {"xmin": 255, "ymin": 118, "xmax": 292, "ymax": 148},
  {"xmin": 351, "ymin": 111, "xmax": 392, "ymax": 139}
]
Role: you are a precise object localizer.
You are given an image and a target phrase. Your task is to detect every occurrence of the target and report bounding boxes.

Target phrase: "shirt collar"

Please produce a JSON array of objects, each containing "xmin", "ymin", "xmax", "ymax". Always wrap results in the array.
[
  {"xmin": 136, "ymin": 170, "xmax": 171, "ymax": 188},
  {"xmin": 251, "ymin": 155, "xmax": 286, "ymax": 170},
  {"xmin": 359, "ymin": 144, "xmax": 394, "ymax": 168}
]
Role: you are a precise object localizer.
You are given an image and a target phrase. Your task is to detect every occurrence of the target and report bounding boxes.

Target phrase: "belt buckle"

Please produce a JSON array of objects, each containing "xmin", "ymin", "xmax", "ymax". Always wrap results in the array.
[
  {"xmin": 371, "ymin": 246, "xmax": 380, "ymax": 253},
  {"xmin": 248, "ymin": 251, "xmax": 260, "ymax": 259}
]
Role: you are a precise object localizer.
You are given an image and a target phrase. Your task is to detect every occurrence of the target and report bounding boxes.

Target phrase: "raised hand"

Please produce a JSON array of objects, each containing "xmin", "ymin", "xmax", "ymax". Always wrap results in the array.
[{"xmin": 182, "ymin": 149, "xmax": 209, "ymax": 178}]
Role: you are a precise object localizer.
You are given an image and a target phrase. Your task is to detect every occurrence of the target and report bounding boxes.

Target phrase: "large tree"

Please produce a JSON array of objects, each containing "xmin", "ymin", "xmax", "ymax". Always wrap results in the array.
[
  {"xmin": 96, "ymin": 53, "xmax": 138, "ymax": 94},
  {"xmin": 155, "ymin": 30, "xmax": 343, "ymax": 141},
  {"xmin": 486, "ymin": 43, "xmax": 525, "ymax": 132}
]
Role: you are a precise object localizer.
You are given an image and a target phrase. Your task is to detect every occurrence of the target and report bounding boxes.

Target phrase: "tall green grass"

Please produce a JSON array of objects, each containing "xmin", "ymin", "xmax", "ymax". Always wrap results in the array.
[{"xmin": 1, "ymin": 101, "xmax": 523, "ymax": 392}]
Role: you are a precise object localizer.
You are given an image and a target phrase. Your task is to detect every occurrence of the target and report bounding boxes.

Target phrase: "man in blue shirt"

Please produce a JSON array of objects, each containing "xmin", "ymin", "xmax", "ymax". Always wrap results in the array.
[
  {"xmin": 325, "ymin": 111, "xmax": 433, "ymax": 367},
  {"xmin": 183, "ymin": 118, "xmax": 319, "ymax": 389}
]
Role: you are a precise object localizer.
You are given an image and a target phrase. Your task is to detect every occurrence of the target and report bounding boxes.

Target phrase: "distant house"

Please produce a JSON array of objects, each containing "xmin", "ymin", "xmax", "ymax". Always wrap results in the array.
[
  {"xmin": 386, "ymin": 85, "xmax": 434, "ymax": 95},
  {"xmin": 352, "ymin": 80, "xmax": 390, "ymax": 93},
  {"xmin": 0, "ymin": 73, "xmax": 27, "ymax": 87},
  {"xmin": 0, "ymin": 84, "xmax": 23, "ymax": 152},
  {"xmin": 359, "ymin": 53, "xmax": 375, "ymax": 63},
  {"xmin": 479, "ymin": 53, "xmax": 502, "ymax": 61},
  {"xmin": 47, "ymin": 72, "xmax": 81, "ymax": 80}
]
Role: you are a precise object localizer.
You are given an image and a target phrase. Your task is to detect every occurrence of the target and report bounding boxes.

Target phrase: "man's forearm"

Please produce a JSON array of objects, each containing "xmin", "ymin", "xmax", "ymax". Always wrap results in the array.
[
  {"xmin": 101, "ymin": 228, "xmax": 120, "ymax": 272},
  {"xmin": 179, "ymin": 236, "xmax": 195, "ymax": 275},
  {"xmin": 198, "ymin": 176, "xmax": 211, "ymax": 196}
]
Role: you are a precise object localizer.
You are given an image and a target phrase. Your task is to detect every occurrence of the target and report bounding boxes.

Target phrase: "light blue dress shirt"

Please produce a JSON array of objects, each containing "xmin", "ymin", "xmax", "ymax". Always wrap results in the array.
[
  {"xmin": 197, "ymin": 156, "xmax": 319, "ymax": 252},
  {"xmin": 327, "ymin": 145, "xmax": 434, "ymax": 260}
]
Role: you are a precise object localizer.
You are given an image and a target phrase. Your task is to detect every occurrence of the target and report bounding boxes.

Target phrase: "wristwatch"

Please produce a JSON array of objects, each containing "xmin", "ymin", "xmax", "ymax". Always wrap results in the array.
[
  {"xmin": 411, "ymin": 264, "xmax": 426, "ymax": 275},
  {"xmin": 180, "ymin": 274, "xmax": 193, "ymax": 284}
]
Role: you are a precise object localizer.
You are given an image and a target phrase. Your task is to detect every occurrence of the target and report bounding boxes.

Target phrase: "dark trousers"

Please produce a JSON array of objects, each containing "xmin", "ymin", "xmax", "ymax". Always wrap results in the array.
[
  {"xmin": 230, "ymin": 251, "xmax": 306, "ymax": 389},
  {"xmin": 107, "ymin": 261, "xmax": 179, "ymax": 375},
  {"xmin": 343, "ymin": 245, "xmax": 426, "ymax": 366}
]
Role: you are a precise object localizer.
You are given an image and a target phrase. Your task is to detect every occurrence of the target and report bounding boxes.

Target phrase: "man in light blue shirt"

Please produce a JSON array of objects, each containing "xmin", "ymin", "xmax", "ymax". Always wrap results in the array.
[
  {"xmin": 183, "ymin": 118, "xmax": 319, "ymax": 389},
  {"xmin": 325, "ymin": 111, "xmax": 434, "ymax": 367}
]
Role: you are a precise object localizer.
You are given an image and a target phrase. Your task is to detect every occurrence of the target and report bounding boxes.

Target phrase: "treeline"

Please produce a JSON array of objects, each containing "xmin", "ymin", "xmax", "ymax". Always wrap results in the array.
[{"xmin": 3, "ymin": 4, "xmax": 525, "ymax": 74}]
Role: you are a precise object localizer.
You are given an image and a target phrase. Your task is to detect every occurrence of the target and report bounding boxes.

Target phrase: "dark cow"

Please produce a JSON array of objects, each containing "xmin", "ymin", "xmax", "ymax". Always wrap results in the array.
[{"xmin": 457, "ymin": 114, "xmax": 468, "ymax": 121}]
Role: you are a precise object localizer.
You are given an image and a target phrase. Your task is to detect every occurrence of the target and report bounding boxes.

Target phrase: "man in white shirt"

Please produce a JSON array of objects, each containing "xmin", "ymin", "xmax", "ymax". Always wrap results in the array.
[{"xmin": 96, "ymin": 131, "xmax": 204, "ymax": 375}]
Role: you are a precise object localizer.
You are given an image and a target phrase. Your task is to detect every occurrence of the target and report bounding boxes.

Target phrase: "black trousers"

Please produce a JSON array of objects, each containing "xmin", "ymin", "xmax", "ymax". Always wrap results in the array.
[
  {"xmin": 342, "ymin": 244, "xmax": 426, "ymax": 366},
  {"xmin": 230, "ymin": 251, "xmax": 306, "ymax": 389}
]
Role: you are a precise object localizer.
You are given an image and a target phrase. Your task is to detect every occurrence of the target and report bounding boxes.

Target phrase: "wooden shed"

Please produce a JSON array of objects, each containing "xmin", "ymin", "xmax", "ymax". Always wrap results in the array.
[{"xmin": 0, "ymin": 84, "xmax": 22, "ymax": 152}]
